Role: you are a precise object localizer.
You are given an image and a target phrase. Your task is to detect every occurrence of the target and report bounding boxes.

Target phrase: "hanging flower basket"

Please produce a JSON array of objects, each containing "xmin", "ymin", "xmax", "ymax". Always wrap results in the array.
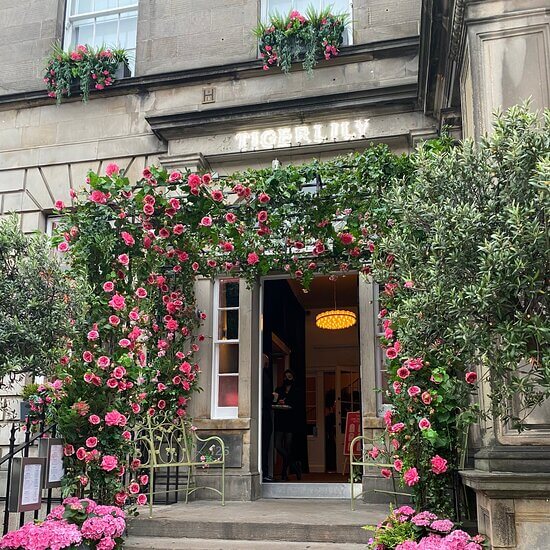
[
  {"xmin": 44, "ymin": 43, "xmax": 130, "ymax": 103},
  {"xmin": 253, "ymin": 7, "xmax": 349, "ymax": 74}
]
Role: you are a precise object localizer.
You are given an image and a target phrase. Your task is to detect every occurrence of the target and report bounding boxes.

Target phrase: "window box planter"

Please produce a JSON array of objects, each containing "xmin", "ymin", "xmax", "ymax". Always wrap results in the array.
[
  {"xmin": 44, "ymin": 44, "xmax": 130, "ymax": 103},
  {"xmin": 254, "ymin": 8, "xmax": 349, "ymax": 74}
]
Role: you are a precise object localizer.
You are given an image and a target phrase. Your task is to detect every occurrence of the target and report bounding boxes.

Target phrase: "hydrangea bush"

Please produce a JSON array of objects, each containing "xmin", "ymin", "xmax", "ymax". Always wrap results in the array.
[
  {"xmin": 0, "ymin": 498, "xmax": 125, "ymax": 550},
  {"xmin": 364, "ymin": 506, "xmax": 484, "ymax": 550}
]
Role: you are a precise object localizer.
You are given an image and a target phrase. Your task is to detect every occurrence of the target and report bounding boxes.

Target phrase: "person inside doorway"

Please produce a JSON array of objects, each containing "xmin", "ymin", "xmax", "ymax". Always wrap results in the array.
[
  {"xmin": 273, "ymin": 369, "xmax": 302, "ymax": 481},
  {"xmin": 261, "ymin": 353, "xmax": 274, "ymax": 482}
]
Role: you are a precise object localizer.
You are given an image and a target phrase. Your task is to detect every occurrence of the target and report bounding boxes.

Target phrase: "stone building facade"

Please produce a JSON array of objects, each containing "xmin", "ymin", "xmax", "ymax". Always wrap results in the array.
[{"xmin": 0, "ymin": 1, "xmax": 548, "ymax": 548}]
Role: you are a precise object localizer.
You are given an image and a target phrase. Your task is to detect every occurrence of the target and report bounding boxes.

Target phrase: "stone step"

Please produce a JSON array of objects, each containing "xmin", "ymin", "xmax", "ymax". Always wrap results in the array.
[
  {"xmin": 125, "ymin": 536, "xmax": 368, "ymax": 550},
  {"xmin": 128, "ymin": 499, "xmax": 386, "ymax": 545}
]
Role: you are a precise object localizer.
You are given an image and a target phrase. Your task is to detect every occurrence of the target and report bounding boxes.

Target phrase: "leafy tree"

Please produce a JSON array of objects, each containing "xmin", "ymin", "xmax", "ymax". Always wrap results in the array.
[{"xmin": 0, "ymin": 215, "xmax": 85, "ymax": 384}]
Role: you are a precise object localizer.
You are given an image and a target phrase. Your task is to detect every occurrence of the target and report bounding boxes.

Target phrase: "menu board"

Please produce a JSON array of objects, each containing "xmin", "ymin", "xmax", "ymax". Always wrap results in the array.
[
  {"xmin": 39, "ymin": 438, "xmax": 65, "ymax": 488},
  {"xmin": 21, "ymin": 463, "xmax": 42, "ymax": 506},
  {"xmin": 9, "ymin": 458, "xmax": 46, "ymax": 512},
  {"xmin": 343, "ymin": 411, "xmax": 362, "ymax": 457}
]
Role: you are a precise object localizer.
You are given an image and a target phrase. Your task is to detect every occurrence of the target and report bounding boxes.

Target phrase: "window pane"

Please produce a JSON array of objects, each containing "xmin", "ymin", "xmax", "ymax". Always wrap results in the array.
[
  {"xmin": 74, "ymin": 0, "xmax": 93, "ymax": 14},
  {"xmin": 119, "ymin": 0, "xmax": 138, "ymax": 5},
  {"xmin": 218, "ymin": 376, "xmax": 238, "ymax": 408},
  {"xmin": 94, "ymin": 0, "xmax": 118, "ymax": 10},
  {"xmin": 95, "ymin": 14, "xmax": 118, "ymax": 47},
  {"xmin": 118, "ymin": 13, "xmax": 137, "ymax": 49},
  {"xmin": 73, "ymin": 20, "xmax": 94, "ymax": 47},
  {"xmin": 324, "ymin": 0, "xmax": 350, "ymax": 14},
  {"xmin": 218, "ymin": 309, "xmax": 239, "ymax": 340},
  {"xmin": 219, "ymin": 279, "xmax": 239, "ymax": 308},
  {"xmin": 266, "ymin": 0, "xmax": 292, "ymax": 17},
  {"xmin": 294, "ymin": 0, "xmax": 313, "ymax": 14},
  {"xmin": 218, "ymin": 344, "xmax": 239, "ymax": 374}
]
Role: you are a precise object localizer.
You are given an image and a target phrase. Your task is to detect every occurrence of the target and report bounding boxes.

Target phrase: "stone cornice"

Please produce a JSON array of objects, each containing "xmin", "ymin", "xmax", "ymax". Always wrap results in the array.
[
  {"xmin": 146, "ymin": 83, "xmax": 419, "ymax": 142},
  {"xmin": 449, "ymin": 0, "xmax": 466, "ymax": 60},
  {"xmin": 0, "ymin": 37, "xmax": 419, "ymax": 112}
]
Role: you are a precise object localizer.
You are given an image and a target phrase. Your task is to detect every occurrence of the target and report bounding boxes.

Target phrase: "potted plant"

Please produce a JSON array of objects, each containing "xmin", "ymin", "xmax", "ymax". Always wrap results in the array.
[
  {"xmin": 253, "ymin": 7, "xmax": 349, "ymax": 74},
  {"xmin": 44, "ymin": 43, "xmax": 130, "ymax": 103}
]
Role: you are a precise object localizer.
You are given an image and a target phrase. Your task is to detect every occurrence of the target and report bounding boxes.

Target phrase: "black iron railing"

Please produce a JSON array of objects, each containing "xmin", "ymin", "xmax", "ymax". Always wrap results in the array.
[{"xmin": 0, "ymin": 419, "xmax": 59, "ymax": 535}]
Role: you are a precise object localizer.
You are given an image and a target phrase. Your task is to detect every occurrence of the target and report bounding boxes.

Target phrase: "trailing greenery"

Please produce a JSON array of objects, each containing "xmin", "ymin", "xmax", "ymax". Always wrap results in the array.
[
  {"xmin": 253, "ymin": 7, "xmax": 349, "ymax": 73},
  {"xmin": 0, "ymin": 215, "xmax": 85, "ymax": 384},
  {"xmin": 44, "ymin": 43, "xmax": 129, "ymax": 103}
]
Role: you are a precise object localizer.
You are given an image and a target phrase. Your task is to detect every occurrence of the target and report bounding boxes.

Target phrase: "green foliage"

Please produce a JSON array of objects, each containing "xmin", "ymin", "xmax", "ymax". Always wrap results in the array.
[
  {"xmin": 254, "ymin": 7, "xmax": 349, "ymax": 73},
  {"xmin": 44, "ymin": 43, "xmax": 129, "ymax": 103},
  {"xmin": 0, "ymin": 215, "xmax": 85, "ymax": 383}
]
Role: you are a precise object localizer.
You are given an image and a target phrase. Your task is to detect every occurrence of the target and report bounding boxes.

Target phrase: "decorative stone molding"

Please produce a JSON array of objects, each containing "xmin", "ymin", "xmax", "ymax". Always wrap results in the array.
[{"xmin": 158, "ymin": 153, "xmax": 211, "ymax": 173}]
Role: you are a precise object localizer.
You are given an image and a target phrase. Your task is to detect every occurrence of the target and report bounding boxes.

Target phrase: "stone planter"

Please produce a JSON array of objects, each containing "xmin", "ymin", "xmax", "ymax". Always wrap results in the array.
[{"xmin": 114, "ymin": 61, "xmax": 131, "ymax": 79}]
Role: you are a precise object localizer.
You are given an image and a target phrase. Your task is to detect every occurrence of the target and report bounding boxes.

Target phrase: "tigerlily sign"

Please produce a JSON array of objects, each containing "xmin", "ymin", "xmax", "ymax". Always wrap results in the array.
[{"xmin": 234, "ymin": 119, "xmax": 370, "ymax": 152}]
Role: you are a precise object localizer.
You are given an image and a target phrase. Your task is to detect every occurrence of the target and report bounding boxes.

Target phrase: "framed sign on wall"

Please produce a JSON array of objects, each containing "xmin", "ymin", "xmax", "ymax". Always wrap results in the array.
[
  {"xmin": 39, "ymin": 438, "xmax": 65, "ymax": 489},
  {"xmin": 8, "ymin": 457, "xmax": 46, "ymax": 512}
]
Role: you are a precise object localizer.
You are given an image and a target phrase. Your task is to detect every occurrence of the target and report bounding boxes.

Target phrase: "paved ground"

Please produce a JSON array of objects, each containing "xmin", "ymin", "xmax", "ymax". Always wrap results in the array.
[{"xmin": 125, "ymin": 537, "xmax": 369, "ymax": 550}]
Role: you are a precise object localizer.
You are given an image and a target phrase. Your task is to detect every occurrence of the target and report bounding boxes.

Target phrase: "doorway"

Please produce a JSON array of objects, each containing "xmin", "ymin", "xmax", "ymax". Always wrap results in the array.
[{"xmin": 261, "ymin": 275, "xmax": 361, "ymax": 487}]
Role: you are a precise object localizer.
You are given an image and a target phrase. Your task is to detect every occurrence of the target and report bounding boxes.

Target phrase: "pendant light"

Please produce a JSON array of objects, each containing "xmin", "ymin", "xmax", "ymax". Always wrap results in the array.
[{"xmin": 315, "ymin": 279, "xmax": 356, "ymax": 330}]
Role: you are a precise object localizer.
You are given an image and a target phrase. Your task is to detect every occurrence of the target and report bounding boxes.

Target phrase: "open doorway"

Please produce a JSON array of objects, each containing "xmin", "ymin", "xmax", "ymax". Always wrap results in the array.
[{"xmin": 261, "ymin": 275, "xmax": 361, "ymax": 484}]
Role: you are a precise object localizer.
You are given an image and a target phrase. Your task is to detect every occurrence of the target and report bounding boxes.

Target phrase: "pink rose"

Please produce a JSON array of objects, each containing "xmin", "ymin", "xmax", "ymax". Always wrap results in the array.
[
  {"xmin": 57, "ymin": 242, "xmax": 69, "ymax": 252},
  {"xmin": 173, "ymin": 223, "xmax": 184, "ymax": 235},
  {"xmin": 143, "ymin": 203, "xmax": 154, "ymax": 216},
  {"xmin": 117, "ymin": 254, "xmax": 129, "ymax": 266},
  {"xmin": 419, "ymin": 418, "xmax": 431, "ymax": 430},
  {"xmin": 64, "ymin": 444, "xmax": 75, "ymax": 456},
  {"xmin": 200, "ymin": 216, "xmax": 212, "ymax": 227},
  {"xmin": 188, "ymin": 173, "xmax": 201, "ymax": 186},
  {"xmin": 89, "ymin": 415, "xmax": 101, "ymax": 425},
  {"xmin": 109, "ymin": 293, "xmax": 126, "ymax": 311},
  {"xmin": 430, "ymin": 455, "xmax": 448, "ymax": 474},
  {"xmin": 247, "ymin": 252, "xmax": 260, "ymax": 265},
  {"xmin": 129, "ymin": 482, "xmax": 140, "ymax": 494},
  {"xmin": 119, "ymin": 338, "xmax": 131, "ymax": 348},
  {"xmin": 85, "ymin": 437, "xmax": 98, "ymax": 448},
  {"xmin": 211, "ymin": 189, "xmax": 224, "ymax": 202},
  {"xmin": 257, "ymin": 210, "xmax": 268, "ymax": 223},
  {"xmin": 82, "ymin": 351, "xmax": 93, "ymax": 363},
  {"xmin": 404, "ymin": 280, "xmax": 414, "ymax": 288},
  {"xmin": 258, "ymin": 192, "xmax": 270, "ymax": 203},
  {"xmin": 407, "ymin": 385, "xmax": 421, "ymax": 397},
  {"xmin": 105, "ymin": 163, "xmax": 119, "ymax": 177},
  {"xmin": 403, "ymin": 467, "xmax": 420, "ymax": 486},
  {"xmin": 109, "ymin": 315, "xmax": 121, "ymax": 326},
  {"xmin": 393, "ymin": 459, "xmax": 403, "ymax": 471},
  {"xmin": 169, "ymin": 171, "xmax": 182, "ymax": 183},
  {"xmin": 97, "ymin": 356, "xmax": 111, "ymax": 369},
  {"xmin": 465, "ymin": 371, "xmax": 477, "ymax": 384},
  {"xmin": 54, "ymin": 200, "xmax": 65, "ymax": 210},
  {"xmin": 121, "ymin": 231, "xmax": 135, "ymax": 246},
  {"xmin": 113, "ymin": 366, "xmax": 126, "ymax": 379},
  {"xmin": 136, "ymin": 494, "xmax": 147, "ymax": 505},
  {"xmin": 87, "ymin": 329, "xmax": 99, "ymax": 341},
  {"xmin": 139, "ymin": 474, "xmax": 149, "ymax": 485},
  {"xmin": 225, "ymin": 212, "xmax": 236, "ymax": 223},
  {"xmin": 136, "ymin": 287, "xmax": 147, "ymax": 299},
  {"xmin": 105, "ymin": 410, "xmax": 127, "ymax": 427},
  {"xmin": 339, "ymin": 232, "xmax": 354, "ymax": 245},
  {"xmin": 101, "ymin": 455, "xmax": 118, "ymax": 472},
  {"xmin": 386, "ymin": 347, "xmax": 398, "ymax": 359},
  {"xmin": 103, "ymin": 281, "xmax": 114, "ymax": 292},
  {"xmin": 396, "ymin": 367, "xmax": 410, "ymax": 379},
  {"xmin": 381, "ymin": 468, "xmax": 392, "ymax": 479},
  {"xmin": 89, "ymin": 190, "xmax": 108, "ymax": 204},
  {"xmin": 76, "ymin": 447, "xmax": 86, "ymax": 460},
  {"xmin": 421, "ymin": 391, "xmax": 432, "ymax": 405}
]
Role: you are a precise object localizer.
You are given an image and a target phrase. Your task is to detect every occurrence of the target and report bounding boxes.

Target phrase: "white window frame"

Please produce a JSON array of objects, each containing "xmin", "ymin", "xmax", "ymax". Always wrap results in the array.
[
  {"xmin": 63, "ymin": 0, "xmax": 139, "ymax": 70},
  {"xmin": 260, "ymin": 0, "xmax": 353, "ymax": 45},
  {"xmin": 211, "ymin": 278, "xmax": 240, "ymax": 419}
]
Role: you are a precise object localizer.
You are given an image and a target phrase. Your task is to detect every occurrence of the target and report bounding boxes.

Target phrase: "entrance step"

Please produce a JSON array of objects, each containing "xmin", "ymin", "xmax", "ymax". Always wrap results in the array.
[
  {"xmin": 262, "ymin": 482, "xmax": 360, "ymax": 499},
  {"xmin": 125, "ymin": 537, "xmax": 368, "ymax": 550},
  {"xmin": 128, "ymin": 499, "xmax": 387, "ymax": 545}
]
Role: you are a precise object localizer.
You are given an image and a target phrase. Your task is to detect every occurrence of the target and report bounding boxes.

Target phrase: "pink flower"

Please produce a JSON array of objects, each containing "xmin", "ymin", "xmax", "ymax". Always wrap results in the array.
[
  {"xmin": 407, "ymin": 385, "xmax": 421, "ymax": 397},
  {"xmin": 419, "ymin": 418, "xmax": 431, "ymax": 430},
  {"xmin": 386, "ymin": 347, "xmax": 398, "ymax": 359},
  {"xmin": 105, "ymin": 163, "xmax": 119, "ymax": 177},
  {"xmin": 188, "ymin": 173, "xmax": 201, "ymax": 186},
  {"xmin": 396, "ymin": 367, "xmax": 410, "ymax": 379},
  {"xmin": 90, "ymin": 190, "xmax": 108, "ymax": 204},
  {"xmin": 405, "ymin": 358, "xmax": 423, "ymax": 370},
  {"xmin": 117, "ymin": 253, "xmax": 129, "ymax": 266},
  {"xmin": 97, "ymin": 356, "xmax": 111, "ymax": 369},
  {"xmin": 381, "ymin": 468, "xmax": 392, "ymax": 479},
  {"xmin": 76, "ymin": 447, "xmax": 86, "ymax": 460},
  {"xmin": 103, "ymin": 281, "xmax": 114, "ymax": 292},
  {"xmin": 101, "ymin": 455, "xmax": 118, "ymax": 472},
  {"xmin": 136, "ymin": 287, "xmax": 147, "ymax": 299},
  {"xmin": 129, "ymin": 482, "xmax": 140, "ymax": 494},
  {"xmin": 54, "ymin": 200, "xmax": 65, "ymax": 210},
  {"xmin": 211, "ymin": 189, "xmax": 224, "ymax": 202},
  {"xmin": 393, "ymin": 459, "xmax": 403, "ymax": 471},
  {"xmin": 173, "ymin": 223, "xmax": 184, "ymax": 235},
  {"xmin": 403, "ymin": 467, "xmax": 420, "ymax": 486},
  {"xmin": 465, "ymin": 371, "xmax": 477, "ymax": 384},
  {"xmin": 139, "ymin": 474, "xmax": 149, "ymax": 485},
  {"xmin": 421, "ymin": 391, "xmax": 432, "ymax": 405},
  {"xmin": 200, "ymin": 216, "xmax": 212, "ymax": 227},
  {"xmin": 89, "ymin": 415, "xmax": 101, "ymax": 425},
  {"xmin": 109, "ymin": 293, "xmax": 126, "ymax": 311},
  {"xmin": 247, "ymin": 252, "xmax": 260, "ymax": 265},
  {"xmin": 82, "ymin": 351, "xmax": 93, "ymax": 363},
  {"xmin": 57, "ymin": 242, "xmax": 69, "ymax": 252},
  {"xmin": 86, "ymin": 437, "xmax": 98, "ymax": 448},
  {"xmin": 87, "ymin": 329, "xmax": 99, "ymax": 341},
  {"xmin": 119, "ymin": 338, "xmax": 131, "ymax": 348},
  {"xmin": 121, "ymin": 231, "xmax": 135, "ymax": 246},
  {"xmin": 393, "ymin": 381, "xmax": 402, "ymax": 394},
  {"xmin": 340, "ymin": 232, "xmax": 355, "ymax": 245},
  {"xmin": 202, "ymin": 173, "xmax": 212, "ymax": 184},
  {"xmin": 143, "ymin": 203, "xmax": 154, "ymax": 216},
  {"xmin": 136, "ymin": 494, "xmax": 147, "ymax": 505},
  {"xmin": 64, "ymin": 444, "xmax": 75, "ymax": 456},
  {"xmin": 404, "ymin": 280, "xmax": 414, "ymax": 288},
  {"xmin": 258, "ymin": 192, "xmax": 270, "ymax": 203},
  {"xmin": 431, "ymin": 454, "xmax": 448, "ymax": 474},
  {"xmin": 430, "ymin": 519, "xmax": 454, "ymax": 533},
  {"xmin": 105, "ymin": 410, "xmax": 127, "ymax": 427},
  {"xmin": 169, "ymin": 171, "xmax": 182, "ymax": 183},
  {"xmin": 390, "ymin": 422, "xmax": 405, "ymax": 433},
  {"xmin": 257, "ymin": 210, "xmax": 268, "ymax": 223},
  {"xmin": 109, "ymin": 315, "xmax": 121, "ymax": 326},
  {"xmin": 225, "ymin": 212, "xmax": 236, "ymax": 223},
  {"xmin": 113, "ymin": 366, "xmax": 126, "ymax": 379}
]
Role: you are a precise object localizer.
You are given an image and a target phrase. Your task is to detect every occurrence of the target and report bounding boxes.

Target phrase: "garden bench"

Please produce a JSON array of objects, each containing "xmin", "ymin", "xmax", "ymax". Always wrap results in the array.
[
  {"xmin": 349, "ymin": 435, "xmax": 408, "ymax": 510},
  {"xmin": 134, "ymin": 412, "xmax": 225, "ymax": 518}
]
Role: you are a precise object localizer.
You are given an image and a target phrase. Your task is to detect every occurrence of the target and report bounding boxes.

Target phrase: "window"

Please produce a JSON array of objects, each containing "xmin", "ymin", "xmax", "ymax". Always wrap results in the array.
[
  {"xmin": 212, "ymin": 278, "xmax": 240, "ymax": 419},
  {"xmin": 374, "ymin": 284, "xmax": 392, "ymax": 417},
  {"xmin": 64, "ymin": 0, "xmax": 138, "ymax": 73},
  {"xmin": 262, "ymin": 0, "xmax": 352, "ymax": 44}
]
